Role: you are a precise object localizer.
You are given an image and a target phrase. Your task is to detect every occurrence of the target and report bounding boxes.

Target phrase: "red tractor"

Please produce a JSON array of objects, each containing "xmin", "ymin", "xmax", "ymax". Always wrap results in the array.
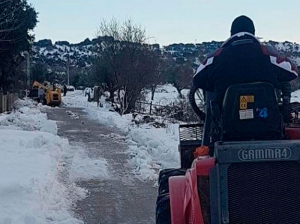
[{"xmin": 156, "ymin": 82, "xmax": 300, "ymax": 224}]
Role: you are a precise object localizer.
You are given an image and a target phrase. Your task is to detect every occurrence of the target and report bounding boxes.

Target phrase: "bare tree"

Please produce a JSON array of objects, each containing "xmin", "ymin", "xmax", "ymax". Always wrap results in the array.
[
  {"xmin": 147, "ymin": 51, "xmax": 167, "ymax": 103},
  {"xmin": 93, "ymin": 18, "xmax": 161, "ymax": 114},
  {"xmin": 173, "ymin": 63, "xmax": 194, "ymax": 97}
]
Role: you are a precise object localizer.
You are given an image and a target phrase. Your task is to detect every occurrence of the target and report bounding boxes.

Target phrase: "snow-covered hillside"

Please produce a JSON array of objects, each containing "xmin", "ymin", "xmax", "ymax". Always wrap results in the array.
[{"xmin": 32, "ymin": 38, "xmax": 300, "ymax": 71}]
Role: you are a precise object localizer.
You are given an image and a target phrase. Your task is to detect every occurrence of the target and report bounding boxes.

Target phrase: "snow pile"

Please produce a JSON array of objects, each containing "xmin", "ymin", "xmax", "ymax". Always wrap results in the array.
[
  {"xmin": 0, "ymin": 98, "xmax": 57, "ymax": 134},
  {"xmin": 0, "ymin": 130, "xmax": 86, "ymax": 223},
  {"xmin": 62, "ymin": 87, "xmax": 182, "ymax": 181},
  {"xmin": 291, "ymin": 89, "xmax": 300, "ymax": 102},
  {"xmin": 0, "ymin": 98, "xmax": 94, "ymax": 224},
  {"xmin": 68, "ymin": 144, "xmax": 110, "ymax": 182},
  {"xmin": 127, "ymin": 123, "xmax": 180, "ymax": 180}
]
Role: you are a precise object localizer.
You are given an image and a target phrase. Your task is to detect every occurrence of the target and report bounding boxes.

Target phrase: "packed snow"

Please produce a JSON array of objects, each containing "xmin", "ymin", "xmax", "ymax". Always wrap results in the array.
[
  {"xmin": 0, "ymin": 84, "xmax": 184, "ymax": 223},
  {"xmin": 63, "ymin": 85, "xmax": 183, "ymax": 180},
  {"xmin": 1, "ymin": 84, "xmax": 300, "ymax": 223},
  {"xmin": 0, "ymin": 101, "xmax": 88, "ymax": 223}
]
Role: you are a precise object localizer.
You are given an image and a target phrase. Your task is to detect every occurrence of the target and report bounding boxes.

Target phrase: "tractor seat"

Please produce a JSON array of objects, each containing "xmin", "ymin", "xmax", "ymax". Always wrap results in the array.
[{"xmin": 219, "ymin": 82, "xmax": 283, "ymax": 141}]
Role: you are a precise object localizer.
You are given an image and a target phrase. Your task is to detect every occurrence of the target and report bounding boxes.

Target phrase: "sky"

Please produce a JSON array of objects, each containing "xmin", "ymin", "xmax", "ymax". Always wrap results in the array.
[{"xmin": 27, "ymin": 0, "xmax": 300, "ymax": 46}]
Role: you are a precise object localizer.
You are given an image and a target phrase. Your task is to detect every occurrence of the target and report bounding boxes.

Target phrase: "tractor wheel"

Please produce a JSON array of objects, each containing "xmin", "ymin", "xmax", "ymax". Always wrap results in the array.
[
  {"xmin": 156, "ymin": 193, "xmax": 171, "ymax": 224},
  {"xmin": 189, "ymin": 84, "xmax": 206, "ymax": 121},
  {"xmin": 158, "ymin": 168, "xmax": 186, "ymax": 195},
  {"xmin": 158, "ymin": 168, "xmax": 179, "ymax": 181}
]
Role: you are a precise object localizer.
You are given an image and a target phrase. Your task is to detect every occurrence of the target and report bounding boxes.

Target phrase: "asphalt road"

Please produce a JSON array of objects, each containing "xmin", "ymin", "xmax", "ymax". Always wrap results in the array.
[{"xmin": 45, "ymin": 106, "xmax": 157, "ymax": 224}]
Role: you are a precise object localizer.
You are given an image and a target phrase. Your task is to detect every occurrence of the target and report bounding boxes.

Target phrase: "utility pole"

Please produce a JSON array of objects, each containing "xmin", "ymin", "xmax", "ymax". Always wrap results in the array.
[
  {"xmin": 67, "ymin": 54, "xmax": 70, "ymax": 86},
  {"xmin": 25, "ymin": 51, "xmax": 30, "ymax": 88}
]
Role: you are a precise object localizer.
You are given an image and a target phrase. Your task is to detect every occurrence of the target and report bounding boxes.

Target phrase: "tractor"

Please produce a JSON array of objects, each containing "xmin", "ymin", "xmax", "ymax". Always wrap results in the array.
[
  {"xmin": 155, "ymin": 82, "xmax": 300, "ymax": 224},
  {"xmin": 28, "ymin": 81, "xmax": 62, "ymax": 106}
]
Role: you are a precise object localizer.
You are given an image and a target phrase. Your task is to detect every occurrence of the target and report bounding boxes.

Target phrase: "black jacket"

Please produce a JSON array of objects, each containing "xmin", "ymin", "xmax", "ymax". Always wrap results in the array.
[{"xmin": 193, "ymin": 32, "xmax": 298, "ymax": 104}]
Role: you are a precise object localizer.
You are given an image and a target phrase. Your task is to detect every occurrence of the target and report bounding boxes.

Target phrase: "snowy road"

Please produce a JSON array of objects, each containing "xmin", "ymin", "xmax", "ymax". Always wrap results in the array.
[{"xmin": 45, "ymin": 107, "xmax": 157, "ymax": 224}]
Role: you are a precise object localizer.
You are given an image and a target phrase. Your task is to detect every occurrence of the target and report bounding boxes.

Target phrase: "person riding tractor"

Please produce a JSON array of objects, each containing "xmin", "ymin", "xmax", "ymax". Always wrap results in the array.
[{"xmin": 193, "ymin": 15, "xmax": 298, "ymax": 149}]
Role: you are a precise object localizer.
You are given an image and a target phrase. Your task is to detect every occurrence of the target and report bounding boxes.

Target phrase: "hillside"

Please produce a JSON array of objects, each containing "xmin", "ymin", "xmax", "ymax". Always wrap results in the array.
[
  {"xmin": 31, "ymin": 38, "xmax": 300, "ymax": 88},
  {"xmin": 32, "ymin": 38, "xmax": 300, "ymax": 70}
]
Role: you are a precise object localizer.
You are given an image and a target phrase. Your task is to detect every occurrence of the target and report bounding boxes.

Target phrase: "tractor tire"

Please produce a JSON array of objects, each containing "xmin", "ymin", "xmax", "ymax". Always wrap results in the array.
[
  {"xmin": 158, "ymin": 168, "xmax": 179, "ymax": 181},
  {"xmin": 156, "ymin": 193, "xmax": 171, "ymax": 224},
  {"xmin": 158, "ymin": 168, "xmax": 186, "ymax": 195},
  {"xmin": 189, "ymin": 84, "xmax": 206, "ymax": 121}
]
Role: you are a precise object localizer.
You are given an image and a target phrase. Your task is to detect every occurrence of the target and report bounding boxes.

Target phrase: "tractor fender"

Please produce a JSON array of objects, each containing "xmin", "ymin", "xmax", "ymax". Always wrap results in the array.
[
  {"xmin": 184, "ymin": 168, "xmax": 204, "ymax": 224},
  {"xmin": 169, "ymin": 176, "xmax": 186, "ymax": 224},
  {"xmin": 169, "ymin": 158, "xmax": 216, "ymax": 224},
  {"xmin": 285, "ymin": 127, "xmax": 300, "ymax": 139},
  {"xmin": 169, "ymin": 169, "xmax": 205, "ymax": 224},
  {"xmin": 195, "ymin": 157, "xmax": 216, "ymax": 176}
]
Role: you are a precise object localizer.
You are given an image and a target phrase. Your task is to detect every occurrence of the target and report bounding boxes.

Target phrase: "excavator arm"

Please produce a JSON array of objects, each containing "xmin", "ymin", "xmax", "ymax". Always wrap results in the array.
[{"xmin": 32, "ymin": 81, "xmax": 50, "ymax": 91}]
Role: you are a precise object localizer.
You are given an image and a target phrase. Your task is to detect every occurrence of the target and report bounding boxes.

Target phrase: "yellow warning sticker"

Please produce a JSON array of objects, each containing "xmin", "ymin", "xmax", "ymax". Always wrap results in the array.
[
  {"xmin": 240, "ymin": 95, "xmax": 254, "ymax": 103},
  {"xmin": 240, "ymin": 103, "xmax": 247, "ymax": 109},
  {"xmin": 246, "ymin": 95, "xmax": 254, "ymax": 102},
  {"xmin": 240, "ymin": 96, "xmax": 247, "ymax": 103},
  {"xmin": 239, "ymin": 95, "xmax": 254, "ymax": 109}
]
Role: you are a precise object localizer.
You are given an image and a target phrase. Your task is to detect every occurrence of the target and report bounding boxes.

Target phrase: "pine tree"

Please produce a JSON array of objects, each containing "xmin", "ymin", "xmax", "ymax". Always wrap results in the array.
[{"xmin": 0, "ymin": 0, "xmax": 38, "ymax": 91}]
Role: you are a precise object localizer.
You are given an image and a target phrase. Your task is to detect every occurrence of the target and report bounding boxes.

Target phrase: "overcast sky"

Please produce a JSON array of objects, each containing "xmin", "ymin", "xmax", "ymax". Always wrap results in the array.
[{"xmin": 28, "ymin": 0, "xmax": 300, "ymax": 46}]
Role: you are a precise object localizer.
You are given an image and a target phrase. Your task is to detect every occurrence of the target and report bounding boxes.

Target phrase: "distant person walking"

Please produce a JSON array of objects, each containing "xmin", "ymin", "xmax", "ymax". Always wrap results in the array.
[
  {"xmin": 63, "ymin": 84, "xmax": 67, "ymax": 96},
  {"xmin": 93, "ymin": 86, "xmax": 103, "ymax": 107}
]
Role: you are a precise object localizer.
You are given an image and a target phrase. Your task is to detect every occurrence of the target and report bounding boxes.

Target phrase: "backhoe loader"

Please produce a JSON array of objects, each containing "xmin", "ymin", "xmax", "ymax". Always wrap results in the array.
[{"xmin": 28, "ymin": 81, "xmax": 61, "ymax": 106}]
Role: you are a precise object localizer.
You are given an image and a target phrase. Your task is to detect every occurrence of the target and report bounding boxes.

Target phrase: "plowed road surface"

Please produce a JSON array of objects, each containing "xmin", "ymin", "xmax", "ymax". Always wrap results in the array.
[{"xmin": 46, "ymin": 106, "xmax": 157, "ymax": 224}]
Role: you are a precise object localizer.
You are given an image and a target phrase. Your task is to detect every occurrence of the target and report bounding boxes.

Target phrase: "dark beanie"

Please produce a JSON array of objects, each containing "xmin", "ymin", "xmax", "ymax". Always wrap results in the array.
[{"xmin": 230, "ymin": 15, "xmax": 255, "ymax": 36}]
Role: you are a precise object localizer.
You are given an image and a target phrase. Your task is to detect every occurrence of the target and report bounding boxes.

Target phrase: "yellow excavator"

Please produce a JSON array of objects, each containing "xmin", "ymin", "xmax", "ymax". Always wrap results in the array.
[{"xmin": 28, "ymin": 81, "xmax": 62, "ymax": 106}]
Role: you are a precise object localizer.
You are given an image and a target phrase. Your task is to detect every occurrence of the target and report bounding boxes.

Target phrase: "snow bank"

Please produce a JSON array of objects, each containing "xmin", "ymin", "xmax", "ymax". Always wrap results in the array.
[{"xmin": 0, "ymin": 98, "xmax": 107, "ymax": 224}]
